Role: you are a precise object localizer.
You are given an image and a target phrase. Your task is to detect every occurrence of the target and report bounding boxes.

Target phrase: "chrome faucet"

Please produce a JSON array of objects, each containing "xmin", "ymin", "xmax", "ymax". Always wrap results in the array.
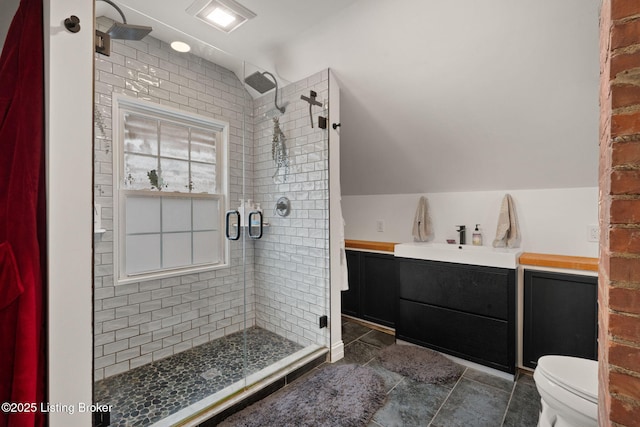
[{"xmin": 456, "ymin": 225, "xmax": 466, "ymax": 245}]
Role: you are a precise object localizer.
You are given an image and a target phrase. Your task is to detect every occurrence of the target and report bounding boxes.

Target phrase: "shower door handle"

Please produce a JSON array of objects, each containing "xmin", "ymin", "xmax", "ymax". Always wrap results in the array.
[
  {"xmin": 248, "ymin": 211, "xmax": 263, "ymax": 240},
  {"xmin": 225, "ymin": 210, "xmax": 240, "ymax": 240}
]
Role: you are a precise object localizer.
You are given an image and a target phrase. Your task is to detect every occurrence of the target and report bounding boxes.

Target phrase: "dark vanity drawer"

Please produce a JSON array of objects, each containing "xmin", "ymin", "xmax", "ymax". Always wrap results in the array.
[
  {"xmin": 397, "ymin": 299, "xmax": 513, "ymax": 372},
  {"xmin": 397, "ymin": 259, "xmax": 514, "ymax": 320}
]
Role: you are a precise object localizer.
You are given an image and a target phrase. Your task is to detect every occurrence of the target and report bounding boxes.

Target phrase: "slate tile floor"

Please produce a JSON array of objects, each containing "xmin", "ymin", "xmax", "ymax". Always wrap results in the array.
[{"xmin": 339, "ymin": 319, "xmax": 541, "ymax": 427}]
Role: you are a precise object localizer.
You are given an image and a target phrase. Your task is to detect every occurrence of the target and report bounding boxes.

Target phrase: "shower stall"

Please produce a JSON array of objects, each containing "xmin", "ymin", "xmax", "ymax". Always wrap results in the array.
[{"xmin": 93, "ymin": 15, "xmax": 341, "ymax": 426}]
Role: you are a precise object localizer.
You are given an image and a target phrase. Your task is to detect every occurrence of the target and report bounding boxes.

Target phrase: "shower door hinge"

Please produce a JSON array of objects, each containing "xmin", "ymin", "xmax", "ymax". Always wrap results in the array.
[{"xmin": 319, "ymin": 315, "xmax": 328, "ymax": 329}]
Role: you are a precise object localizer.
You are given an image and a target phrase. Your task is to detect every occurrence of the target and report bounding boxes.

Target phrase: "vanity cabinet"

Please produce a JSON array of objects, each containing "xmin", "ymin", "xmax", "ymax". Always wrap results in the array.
[
  {"xmin": 341, "ymin": 250, "xmax": 396, "ymax": 328},
  {"xmin": 396, "ymin": 258, "xmax": 516, "ymax": 374},
  {"xmin": 523, "ymin": 270, "xmax": 597, "ymax": 369}
]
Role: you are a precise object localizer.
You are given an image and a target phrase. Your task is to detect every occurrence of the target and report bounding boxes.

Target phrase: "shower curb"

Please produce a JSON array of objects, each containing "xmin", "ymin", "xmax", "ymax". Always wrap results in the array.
[{"xmin": 180, "ymin": 348, "xmax": 328, "ymax": 426}]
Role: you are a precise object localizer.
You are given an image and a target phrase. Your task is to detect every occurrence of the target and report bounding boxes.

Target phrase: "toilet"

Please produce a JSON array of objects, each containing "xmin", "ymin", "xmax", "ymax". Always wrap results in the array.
[{"xmin": 533, "ymin": 355, "xmax": 598, "ymax": 427}]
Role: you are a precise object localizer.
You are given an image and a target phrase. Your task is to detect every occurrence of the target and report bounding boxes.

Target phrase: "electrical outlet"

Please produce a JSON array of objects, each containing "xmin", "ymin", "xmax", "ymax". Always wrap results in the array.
[
  {"xmin": 587, "ymin": 225, "xmax": 599, "ymax": 242},
  {"xmin": 376, "ymin": 220, "xmax": 385, "ymax": 232}
]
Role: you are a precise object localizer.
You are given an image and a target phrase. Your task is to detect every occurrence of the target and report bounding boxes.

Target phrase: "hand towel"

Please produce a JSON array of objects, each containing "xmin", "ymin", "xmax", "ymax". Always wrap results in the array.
[
  {"xmin": 492, "ymin": 194, "xmax": 521, "ymax": 248},
  {"xmin": 335, "ymin": 175, "xmax": 349, "ymax": 290},
  {"xmin": 412, "ymin": 196, "xmax": 433, "ymax": 242}
]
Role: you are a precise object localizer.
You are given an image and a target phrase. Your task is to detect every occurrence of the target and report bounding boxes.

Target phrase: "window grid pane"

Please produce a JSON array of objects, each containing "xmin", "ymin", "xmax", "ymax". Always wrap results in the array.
[
  {"xmin": 124, "ymin": 194, "xmax": 220, "ymax": 276},
  {"xmin": 160, "ymin": 122, "xmax": 190, "ymax": 160},
  {"xmin": 191, "ymin": 128, "xmax": 217, "ymax": 164},
  {"xmin": 123, "ymin": 113, "xmax": 158, "ymax": 156},
  {"xmin": 123, "ymin": 114, "xmax": 218, "ymax": 195},
  {"xmin": 119, "ymin": 100, "xmax": 225, "ymax": 281}
]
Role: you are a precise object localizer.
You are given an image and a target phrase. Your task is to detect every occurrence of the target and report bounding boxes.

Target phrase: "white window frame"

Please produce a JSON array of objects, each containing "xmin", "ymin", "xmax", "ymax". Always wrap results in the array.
[{"xmin": 112, "ymin": 94, "xmax": 230, "ymax": 285}]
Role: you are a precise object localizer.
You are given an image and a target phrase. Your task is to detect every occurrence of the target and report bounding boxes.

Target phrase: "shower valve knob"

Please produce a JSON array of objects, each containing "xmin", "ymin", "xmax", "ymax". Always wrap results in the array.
[{"xmin": 64, "ymin": 15, "xmax": 81, "ymax": 33}]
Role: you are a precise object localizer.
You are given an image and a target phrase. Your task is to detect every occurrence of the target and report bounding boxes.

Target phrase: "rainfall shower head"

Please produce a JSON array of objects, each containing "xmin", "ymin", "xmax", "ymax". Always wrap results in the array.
[
  {"xmin": 98, "ymin": 0, "xmax": 152, "ymax": 40},
  {"xmin": 107, "ymin": 22, "xmax": 152, "ymax": 40},
  {"xmin": 245, "ymin": 71, "xmax": 286, "ymax": 114},
  {"xmin": 244, "ymin": 71, "xmax": 277, "ymax": 94}
]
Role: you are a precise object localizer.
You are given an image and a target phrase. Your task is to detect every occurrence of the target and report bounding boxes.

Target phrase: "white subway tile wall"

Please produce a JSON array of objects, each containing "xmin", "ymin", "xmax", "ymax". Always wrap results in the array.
[
  {"xmin": 252, "ymin": 70, "xmax": 330, "ymax": 347},
  {"xmin": 94, "ymin": 17, "xmax": 330, "ymax": 380}
]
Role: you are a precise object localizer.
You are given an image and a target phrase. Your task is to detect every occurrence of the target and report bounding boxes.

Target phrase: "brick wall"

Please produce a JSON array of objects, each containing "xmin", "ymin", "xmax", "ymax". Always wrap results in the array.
[
  {"xmin": 600, "ymin": 0, "xmax": 640, "ymax": 425},
  {"xmin": 94, "ymin": 17, "xmax": 329, "ymax": 380}
]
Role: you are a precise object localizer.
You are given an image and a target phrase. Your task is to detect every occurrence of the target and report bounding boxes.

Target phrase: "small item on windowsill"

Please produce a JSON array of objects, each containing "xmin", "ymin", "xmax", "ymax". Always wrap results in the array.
[{"xmin": 446, "ymin": 239, "xmax": 456, "ymax": 244}]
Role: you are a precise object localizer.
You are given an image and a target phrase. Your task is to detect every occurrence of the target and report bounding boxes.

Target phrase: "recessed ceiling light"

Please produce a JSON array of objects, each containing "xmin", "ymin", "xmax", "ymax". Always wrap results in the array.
[
  {"xmin": 170, "ymin": 41, "xmax": 191, "ymax": 53},
  {"xmin": 186, "ymin": 0, "xmax": 256, "ymax": 34}
]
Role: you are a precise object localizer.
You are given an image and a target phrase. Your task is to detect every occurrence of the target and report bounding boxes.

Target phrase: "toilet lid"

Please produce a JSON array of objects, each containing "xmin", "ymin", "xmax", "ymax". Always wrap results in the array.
[{"xmin": 537, "ymin": 355, "xmax": 598, "ymax": 404}]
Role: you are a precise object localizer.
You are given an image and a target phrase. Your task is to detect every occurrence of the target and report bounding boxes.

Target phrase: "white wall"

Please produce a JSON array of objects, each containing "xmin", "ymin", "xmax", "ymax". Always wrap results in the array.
[
  {"xmin": 45, "ymin": 0, "xmax": 93, "ymax": 426},
  {"xmin": 273, "ymin": 0, "xmax": 601, "ymax": 196},
  {"xmin": 343, "ymin": 187, "xmax": 599, "ymax": 257}
]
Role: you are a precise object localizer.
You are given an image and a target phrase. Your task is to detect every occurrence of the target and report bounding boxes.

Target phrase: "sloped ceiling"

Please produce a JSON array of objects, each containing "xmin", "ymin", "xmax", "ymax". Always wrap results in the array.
[{"xmin": 99, "ymin": 0, "xmax": 601, "ymax": 196}]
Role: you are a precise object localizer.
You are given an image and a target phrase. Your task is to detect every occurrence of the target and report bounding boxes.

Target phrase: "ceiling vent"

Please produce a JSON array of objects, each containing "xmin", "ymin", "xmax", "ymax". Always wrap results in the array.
[{"xmin": 186, "ymin": 0, "xmax": 256, "ymax": 34}]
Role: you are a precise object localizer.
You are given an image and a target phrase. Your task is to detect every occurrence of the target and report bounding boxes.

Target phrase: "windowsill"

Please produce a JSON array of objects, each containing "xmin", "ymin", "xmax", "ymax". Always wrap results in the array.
[{"xmin": 116, "ymin": 262, "xmax": 229, "ymax": 286}]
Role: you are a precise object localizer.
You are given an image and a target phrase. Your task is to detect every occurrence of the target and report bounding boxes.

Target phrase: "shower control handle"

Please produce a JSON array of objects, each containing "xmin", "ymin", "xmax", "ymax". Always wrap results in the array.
[{"xmin": 225, "ymin": 210, "xmax": 240, "ymax": 241}]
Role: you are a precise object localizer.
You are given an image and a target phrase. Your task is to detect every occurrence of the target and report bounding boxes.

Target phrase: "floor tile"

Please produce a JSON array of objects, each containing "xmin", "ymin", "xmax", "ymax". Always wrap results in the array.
[
  {"xmin": 341, "ymin": 340, "xmax": 381, "ymax": 365},
  {"xmin": 430, "ymin": 377, "xmax": 511, "ymax": 427},
  {"xmin": 360, "ymin": 330, "xmax": 396, "ymax": 348},
  {"xmin": 502, "ymin": 376, "xmax": 541, "ymax": 427},
  {"xmin": 372, "ymin": 378, "xmax": 451, "ymax": 427},
  {"xmin": 463, "ymin": 368, "xmax": 515, "ymax": 393},
  {"xmin": 516, "ymin": 371, "xmax": 536, "ymax": 387},
  {"xmin": 365, "ymin": 359, "xmax": 405, "ymax": 393},
  {"xmin": 342, "ymin": 321, "xmax": 373, "ymax": 345}
]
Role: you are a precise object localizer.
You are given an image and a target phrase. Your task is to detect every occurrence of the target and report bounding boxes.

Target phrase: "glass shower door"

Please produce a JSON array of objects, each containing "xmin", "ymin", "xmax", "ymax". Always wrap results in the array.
[{"xmin": 241, "ymin": 64, "xmax": 332, "ymax": 388}]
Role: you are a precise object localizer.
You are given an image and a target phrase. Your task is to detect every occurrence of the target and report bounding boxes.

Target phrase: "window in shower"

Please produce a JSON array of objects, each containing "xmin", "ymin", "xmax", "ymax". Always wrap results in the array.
[{"xmin": 113, "ymin": 95, "xmax": 229, "ymax": 284}]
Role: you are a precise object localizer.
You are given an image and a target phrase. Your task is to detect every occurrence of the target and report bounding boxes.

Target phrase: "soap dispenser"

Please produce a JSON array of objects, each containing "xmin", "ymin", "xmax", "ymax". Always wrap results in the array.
[
  {"xmin": 251, "ymin": 203, "xmax": 262, "ymax": 227},
  {"xmin": 472, "ymin": 224, "xmax": 483, "ymax": 246},
  {"xmin": 238, "ymin": 199, "xmax": 246, "ymax": 227}
]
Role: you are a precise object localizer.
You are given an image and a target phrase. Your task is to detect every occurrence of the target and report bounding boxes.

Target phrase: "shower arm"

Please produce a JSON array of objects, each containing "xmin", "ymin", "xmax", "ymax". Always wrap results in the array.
[
  {"xmin": 98, "ymin": 0, "xmax": 128, "ymax": 24},
  {"xmin": 262, "ymin": 71, "xmax": 285, "ymax": 114}
]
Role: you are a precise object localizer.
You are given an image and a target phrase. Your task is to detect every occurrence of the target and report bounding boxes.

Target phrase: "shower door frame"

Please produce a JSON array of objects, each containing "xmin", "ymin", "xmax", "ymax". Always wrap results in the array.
[{"xmin": 238, "ymin": 64, "xmax": 335, "ymax": 365}]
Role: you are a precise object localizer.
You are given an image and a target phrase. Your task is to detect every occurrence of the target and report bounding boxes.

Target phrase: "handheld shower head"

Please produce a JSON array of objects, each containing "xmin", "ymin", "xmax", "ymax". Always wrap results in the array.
[{"xmin": 98, "ymin": 0, "xmax": 152, "ymax": 40}]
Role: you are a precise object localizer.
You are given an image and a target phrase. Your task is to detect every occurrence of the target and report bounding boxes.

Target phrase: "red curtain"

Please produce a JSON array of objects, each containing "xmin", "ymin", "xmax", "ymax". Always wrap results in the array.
[{"xmin": 0, "ymin": 0, "xmax": 47, "ymax": 425}]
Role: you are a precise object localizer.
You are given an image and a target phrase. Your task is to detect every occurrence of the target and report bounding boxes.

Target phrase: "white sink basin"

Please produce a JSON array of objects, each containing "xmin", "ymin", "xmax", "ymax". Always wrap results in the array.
[{"xmin": 394, "ymin": 242, "xmax": 521, "ymax": 269}]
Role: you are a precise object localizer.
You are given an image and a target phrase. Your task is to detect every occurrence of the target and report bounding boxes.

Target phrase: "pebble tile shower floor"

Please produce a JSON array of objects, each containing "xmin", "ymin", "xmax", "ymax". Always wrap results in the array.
[{"xmin": 94, "ymin": 327, "xmax": 303, "ymax": 426}]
